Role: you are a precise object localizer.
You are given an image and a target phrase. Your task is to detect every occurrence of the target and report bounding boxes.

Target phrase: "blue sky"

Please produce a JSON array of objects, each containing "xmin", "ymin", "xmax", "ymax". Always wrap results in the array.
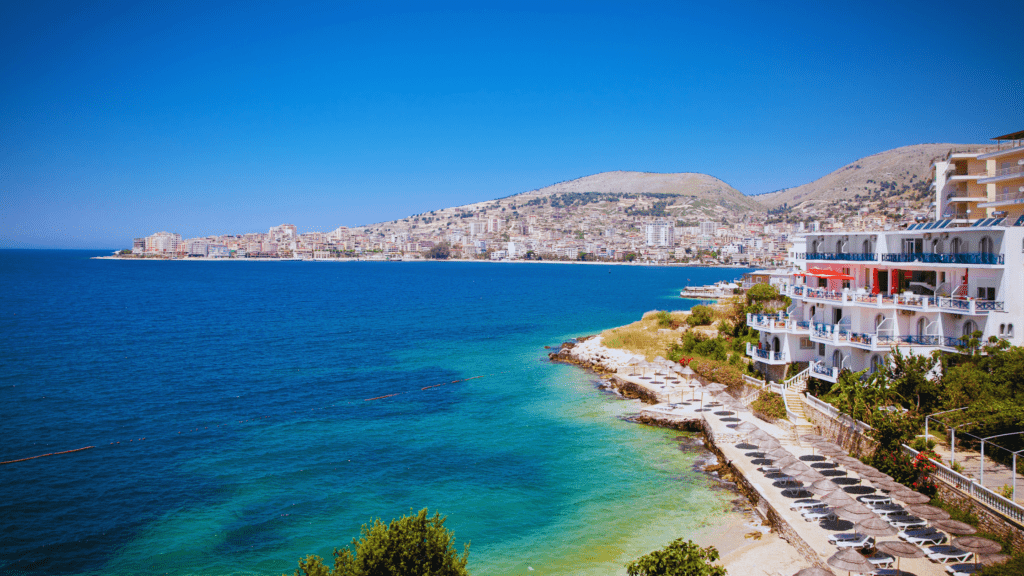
[{"xmin": 2, "ymin": 1, "xmax": 1022, "ymax": 248}]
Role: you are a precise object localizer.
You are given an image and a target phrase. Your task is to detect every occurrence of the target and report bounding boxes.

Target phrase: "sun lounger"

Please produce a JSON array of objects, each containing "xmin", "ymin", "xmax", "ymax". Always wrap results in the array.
[
  {"xmin": 905, "ymin": 531, "xmax": 946, "ymax": 546},
  {"xmin": 866, "ymin": 552, "xmax": 895, "ymax": 568},
  {"xmin": 832, "ymin": 534, "xmax": 874, "ymax": 549},
  {"xmin": 926, "ymin": 545, "xmax": 973, "ymax": 564},
  {"xmin": 789, "ymin": 499, "xmax": 826, "ymax": 510},
  {"xmin": 898, "ymin": 527, "xmax": 939, "ymax": 540},
  {"xmin": 802, "ymin": 507, "xmax": 837, "ymax": 522},
  {"xmin": 945, "ymin": 563, "xmax": 982, "ymax": 575},
  {"xmin": 869, "ymin": 503, "xmax": 905, "ymax": 515},
  {"xmin": 827, "ymin": 532, "xmax": 865, "ymax": 544},
  {"xmin": 857, "ymin": 494, "xmax": 892, "ymax": 506},
  {"xmin": 889, "ymin": 515, "xmax": 928, "ymax": 530}
]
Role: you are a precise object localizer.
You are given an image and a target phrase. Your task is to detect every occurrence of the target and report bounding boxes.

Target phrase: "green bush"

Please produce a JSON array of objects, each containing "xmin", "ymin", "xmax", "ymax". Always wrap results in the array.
[
  {"xmin": 655, "ymin": 310, "xmax": 673, "ymax": 328},
  {"xmin": 686, "ymin": 305, "xmax": 713, "ymax": 326},
  {"xmin": 289, "ymin": 508, "xmax": 469, "ymax": 576},
  {"xmin": 626, "ymin": 538, "xmax": 725, "ymax": 576},
  {"xmin": 751, "ymin": 391, "xmax": 787, "ymax": 420},
  {"xmin": 689, "ymin": 358, "xmax": 745, "ymax": 389}
]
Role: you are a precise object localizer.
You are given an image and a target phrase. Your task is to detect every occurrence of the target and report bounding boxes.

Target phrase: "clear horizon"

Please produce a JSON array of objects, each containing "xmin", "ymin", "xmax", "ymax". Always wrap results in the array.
[{"xmin": 3, "ymin": 1, "xmax": 1023, "ymax": 249}]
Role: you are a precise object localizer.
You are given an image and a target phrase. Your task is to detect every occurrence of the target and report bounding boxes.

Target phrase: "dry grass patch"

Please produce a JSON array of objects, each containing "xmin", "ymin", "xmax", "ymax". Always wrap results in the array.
[{"xmin": 601, "ymin": 310, "xmax": 687, "ymax": 360}]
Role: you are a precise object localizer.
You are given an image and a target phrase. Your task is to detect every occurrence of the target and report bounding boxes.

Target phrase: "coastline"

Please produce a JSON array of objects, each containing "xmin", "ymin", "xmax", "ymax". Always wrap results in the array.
[
  {"xmin": 551, "ymin": 334, "xmax": 809, "ymax": 574},
  {"xmin": 90, "ymin": 255, "xmax": 753, "ymax": 268}
]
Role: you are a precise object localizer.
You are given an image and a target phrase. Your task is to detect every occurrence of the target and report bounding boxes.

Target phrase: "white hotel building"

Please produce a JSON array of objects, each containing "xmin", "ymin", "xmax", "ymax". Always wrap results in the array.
[{"xmin": 747, "ymin": 130, "xmax": 1024, "ymax": 384}]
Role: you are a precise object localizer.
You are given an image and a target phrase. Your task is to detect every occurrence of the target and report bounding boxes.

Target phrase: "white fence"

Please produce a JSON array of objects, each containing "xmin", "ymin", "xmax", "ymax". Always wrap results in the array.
[
  {"xmin": 803, "ymin": 394, "xmax": 872, "ymax": 431},
  {"xmin": 902, "ymin": 445, "xmax": 1024, "ymax": 525}
]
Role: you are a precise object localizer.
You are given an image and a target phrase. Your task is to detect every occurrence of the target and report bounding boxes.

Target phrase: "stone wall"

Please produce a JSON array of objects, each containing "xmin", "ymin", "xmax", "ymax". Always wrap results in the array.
[
  {"xmin": 800, "ymin": 396, "xmax": 878, "ymax": 457},
  {"xmin": 935, "ymin": 482, "xmax": 1024, "ymax": 554}
]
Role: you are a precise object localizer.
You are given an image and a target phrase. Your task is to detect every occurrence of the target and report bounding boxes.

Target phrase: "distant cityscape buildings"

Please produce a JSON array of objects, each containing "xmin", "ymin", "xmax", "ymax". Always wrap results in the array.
[{"xmin": 124, "ymin": 135, "xmax": 1024, "ymax": 266}]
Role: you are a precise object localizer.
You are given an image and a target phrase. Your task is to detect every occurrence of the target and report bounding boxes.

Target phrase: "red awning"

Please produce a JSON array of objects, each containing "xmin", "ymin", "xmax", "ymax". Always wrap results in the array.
[{"xmin": 795, "ymin": 268, "xmax": 854, "ymax": 280}]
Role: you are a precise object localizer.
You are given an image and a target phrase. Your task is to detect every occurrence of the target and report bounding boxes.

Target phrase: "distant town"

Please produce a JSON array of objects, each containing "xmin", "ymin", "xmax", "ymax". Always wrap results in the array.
[{"xmin": 124, "ymin": 212, "xmax": 922, "ymax": 266}]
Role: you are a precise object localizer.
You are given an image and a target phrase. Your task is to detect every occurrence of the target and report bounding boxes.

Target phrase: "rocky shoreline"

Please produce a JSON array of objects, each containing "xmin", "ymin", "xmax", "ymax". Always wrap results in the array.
[{"xmin": 549, "ymin": 334, "xmax": 813, "ymax": 573}]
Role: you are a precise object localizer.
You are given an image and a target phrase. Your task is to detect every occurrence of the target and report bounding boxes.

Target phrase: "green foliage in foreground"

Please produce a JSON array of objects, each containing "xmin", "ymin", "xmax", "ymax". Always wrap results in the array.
[
  {"xmin": 289, "ymin": 508, "xmax": 469, "ymax": 576},
  {"xmin": 626, "ymin": 539, "xmax": 726, "ymax": 576}
]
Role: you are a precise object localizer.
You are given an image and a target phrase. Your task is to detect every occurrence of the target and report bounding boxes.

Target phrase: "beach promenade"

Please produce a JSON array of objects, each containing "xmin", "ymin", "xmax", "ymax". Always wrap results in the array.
[{"xmin": 559, "ymin": 336, "xmax": 985, "ymax": 576}]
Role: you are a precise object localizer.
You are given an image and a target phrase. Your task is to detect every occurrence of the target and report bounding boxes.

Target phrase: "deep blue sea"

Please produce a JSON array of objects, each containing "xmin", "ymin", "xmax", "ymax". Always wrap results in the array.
[{"xmin": 0, "ymin": 251, "xmax": 753, "ymax": 576}]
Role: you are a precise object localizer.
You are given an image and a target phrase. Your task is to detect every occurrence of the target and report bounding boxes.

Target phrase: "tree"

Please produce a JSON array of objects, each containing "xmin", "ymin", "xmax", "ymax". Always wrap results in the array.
[
  {"xmin": 289, "ymin": 509, "xmax": 469, "ymax": 576},
  {"xmin": 426, "ymin": 242, "xmax": 452, "ymax": 259},
  {"xmin": 623, "ymin": 252, "xmax": 637, "ymax": 262},
  {"xmin": 626, "ymin": 539, "xmax": 725, "ymax": 576}
]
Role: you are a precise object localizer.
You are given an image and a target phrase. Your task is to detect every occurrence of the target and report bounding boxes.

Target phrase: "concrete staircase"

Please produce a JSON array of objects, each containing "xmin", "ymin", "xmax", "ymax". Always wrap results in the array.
[{"xmin": 782, "ymin": 368, "xmax": 816, "ymax": 440}]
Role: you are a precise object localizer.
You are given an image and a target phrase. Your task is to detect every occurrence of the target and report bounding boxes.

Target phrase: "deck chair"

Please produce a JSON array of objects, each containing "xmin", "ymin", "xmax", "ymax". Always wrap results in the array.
[{"xmin": 926, "ymin": 545, "xmax": 973, "ymax": 564}]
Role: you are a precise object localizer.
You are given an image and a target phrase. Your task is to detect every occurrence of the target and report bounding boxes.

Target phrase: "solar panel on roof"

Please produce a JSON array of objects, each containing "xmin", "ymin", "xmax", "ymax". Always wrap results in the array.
[
  {"xmin": 924, "ymin": 222, "xmax": 936, "ymax": 230},
  {"xmin": 939, "ymin": 220, "xmax": 952, "ymax": 229},
  {"xmin": 908, "ymin": 224, "xmax": 920, "ymax": 230},
  {"xmin": 1015, "ymin": 215, "xmax": 1024, "ymax": 226},
  {"xmin": 992, "ymin": 218, "xmax": 1004, "ymax": 226}
]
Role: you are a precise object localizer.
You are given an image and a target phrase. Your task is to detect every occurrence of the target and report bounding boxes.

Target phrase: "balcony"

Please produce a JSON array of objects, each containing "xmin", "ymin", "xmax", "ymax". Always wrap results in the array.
[
  {"xmin": 796, "ymin": 252, "xmax": 877, "ymax": 261},
  {"xmin": 746, "ymin": 313, "xmax": 810, "ymax": 333},
  {"xmin": 746, "ymin": 342, "xmax": 788, "ymax": 364},
  {"xmin": 811, "ymin": 323, "xmax": 972, "ymax": 350},
  {"xmin": 811, "ymin": 362, "xmax": 839, "ymax": 382},
  {"xmin": 789, "ymin": 285, "xmax": 1002, "ymax": 315},
  {"xmin": 880, "ymin": 252, "xmax": 1004, "ymax": 265},
  {"xmin": 978, "ymin": 164, "xmax": 1024, "ymax": 184},
  {"xmin": 980, "ymin": 192, "xmax": 1024, "ymax": 208}
]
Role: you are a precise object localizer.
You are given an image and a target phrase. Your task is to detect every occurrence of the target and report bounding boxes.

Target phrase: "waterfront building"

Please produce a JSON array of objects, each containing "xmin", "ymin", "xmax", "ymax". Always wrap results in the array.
[
  {"xmin": 747, "ymin": 131, "xmax": 1024, "ymax": 384},
  {"xmin": 144, "ymin": 231, "xmax": 182, "ymax": 254}
]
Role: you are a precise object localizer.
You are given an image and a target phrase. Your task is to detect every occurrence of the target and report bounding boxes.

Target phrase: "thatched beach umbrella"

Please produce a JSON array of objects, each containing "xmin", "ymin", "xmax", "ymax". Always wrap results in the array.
[
  {"xmin": 735, "ymin": 421, "xmax": 759, "ymax": 434},
  {"xmin": 783, "ymin": 462, "xmax": 812, "ymax": 475},
  {"xmin": 791, "ymin": 568, "xmax": 833, "ymax": 576},
  {"xmin": 705, "ymin": 382, "xmax": 727, "ymax": 394},
  {"xmin": 856, "ymin": 517, "xmax": 897, "ymax": 537},
  {"xmin": 827, "ymin": 548, "xmax": 875, "ymax": 576},
  {"xmin": 875, "ymin": 540, "xmax": 924, "ymax": 572},
  {"xmin": 872, "ymin": 479, "xmax": 903, "ymax": 492},
  {"xmin": 798, "ymin": 469, "xmax": 827, "ymax": 483},
  {"xmin": 810, "ymin": 479, "xmax": 840, "ymax": 494},
  {"xmin": 835, "ymin": 503, "xmax": 876, "ymax": 522},
  {"xmin": 932, "ymin": 519, "xmax": 977, "ymax": 535},
  {"xmin": 952, "ymin": 536, "xmax": 1002, "ymax": 555},
  {"xmin": 822, "ymin": 491, "xmax": 857, "ymax": 508},
  {"xmin": 801, "ymin": 433, "xmax": 826, "ymax": 443},
  {"xmin": 857, "ymin": 467, "xmax": 887, "ymax": 479},
  {"xmin": 978, "ymin": 553, "xmax": 1011, "ymax": 566},
  {"xmin": 890, "ymin": 489, "xmax": 930, "ymax": 504},
  {"xmin": 906, "ymin": 504, "xmax": 951, "ymax": 521}
]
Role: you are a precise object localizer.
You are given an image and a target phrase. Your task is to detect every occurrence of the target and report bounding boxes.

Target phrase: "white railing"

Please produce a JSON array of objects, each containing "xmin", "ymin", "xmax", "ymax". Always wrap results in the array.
[
  {"xmin": 804, "ymin": 393, "xmax": 839, "ymax": 418},
  {"xmin": 901, "ymin": 445, "xmax": 1024, "ymax": 524},
  {"xmin": 783, "ymin": 367, "xmax": 810, "ymax": 392},
  {"xmin": 743, "ymin": 374, "xmax": 766, "ymax": 389}
]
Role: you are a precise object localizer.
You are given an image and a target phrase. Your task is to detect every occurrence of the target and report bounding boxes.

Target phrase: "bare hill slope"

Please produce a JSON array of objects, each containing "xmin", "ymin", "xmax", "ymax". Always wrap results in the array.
[{"xmin": 755, "ymin": 143, "xmax": 988, "ymax": 210}]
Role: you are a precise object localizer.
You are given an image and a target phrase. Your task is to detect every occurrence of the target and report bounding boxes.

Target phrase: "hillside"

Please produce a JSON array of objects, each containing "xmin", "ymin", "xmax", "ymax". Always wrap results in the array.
[{"xmin": 754, "ymin": 143, "xmax": 992, "ymax": 221}]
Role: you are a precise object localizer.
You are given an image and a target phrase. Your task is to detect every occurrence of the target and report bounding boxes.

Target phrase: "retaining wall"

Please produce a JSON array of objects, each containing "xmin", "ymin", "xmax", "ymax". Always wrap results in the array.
[{"xmin": 935, "ymin": 482, "xmax": 1024, "ymax": 554}]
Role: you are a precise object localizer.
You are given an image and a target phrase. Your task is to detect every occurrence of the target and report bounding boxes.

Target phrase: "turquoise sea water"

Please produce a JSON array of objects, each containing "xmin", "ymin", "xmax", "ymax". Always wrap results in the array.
[{"xmin": 0, "ymin": 251, "xmax": 752, "ymax": 576}]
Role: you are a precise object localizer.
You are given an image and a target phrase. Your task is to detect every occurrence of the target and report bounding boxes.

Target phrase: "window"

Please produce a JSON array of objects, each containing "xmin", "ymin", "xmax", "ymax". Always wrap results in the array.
[
  {"xmin": 800, "ymin": 337, "xmax": 815, "ymax": 349},
  {"xmin": 962, "ymin": 321, "xmax": 978, "ymax": 338},
  {"xmin": 818, "ymin": 343, "xmax": 826, "ymax": 356},
  {"xmin": 977, "ymin": 287, "xmax": 995, "ymax": 300},
  {"xmin": 1009, "ymin": 324, "xmax": 1015, "ymax": 337},
  {"xmin": 980, "ymin": 236, "xmax": 994, "ymax": 255},
  {"xmin": 870, "ymin": 355, "xmax": 882, "ymax": 374},
  {"xmin": 1000, "ymin": 324, "xmax": 1006, "ymax": 335}
]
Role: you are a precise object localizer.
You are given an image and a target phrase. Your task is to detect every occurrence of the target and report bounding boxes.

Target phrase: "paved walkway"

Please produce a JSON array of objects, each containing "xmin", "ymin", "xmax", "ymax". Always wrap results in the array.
[
  {"xmin": 623, "ymin": 372, "xmax": 962, "ymax": 576},
  {"xmin": 928, "ymin": 440, "xmax": 1024, "ymax": 504}
]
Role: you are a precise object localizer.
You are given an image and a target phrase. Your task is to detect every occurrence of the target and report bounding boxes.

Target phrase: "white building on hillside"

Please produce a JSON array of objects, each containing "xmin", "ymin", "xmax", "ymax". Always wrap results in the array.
[
  {"xmin": 747, "ymin": 130, "xmax": 1024, "ymax": 384},
  {"xmin": 645, "ymin": 221, "xmax": 674, "ymax": 247}
]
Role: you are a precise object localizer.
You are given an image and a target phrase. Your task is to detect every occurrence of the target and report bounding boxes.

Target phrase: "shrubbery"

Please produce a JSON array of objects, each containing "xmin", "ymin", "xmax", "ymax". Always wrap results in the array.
[
  {"xmin": 686, "ymin": 305, "xmax": 713, "ymax": 326},
  {"xmin": 689, "ymin": 358, "xmax": 745, "ymax": 389},
  {"xmin": 750, "ymin": 391, "xmax": 787, "ymax": 420}
]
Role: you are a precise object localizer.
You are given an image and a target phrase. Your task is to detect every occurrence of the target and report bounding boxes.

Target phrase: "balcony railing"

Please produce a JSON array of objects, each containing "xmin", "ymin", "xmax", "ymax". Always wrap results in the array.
[
  {"xmin": 881, "ymin": 252, "xmax": 1004, "ymax": 265},
  {"xmin": 745, "ymin": 342, "xmax": 786, "ymax": 363},
  {"xmin": 797, "ymin": 252, "xmax": 877, "ymax": 261},
  {"xmin": 811, "ymin": 323, "xmax": 968, "ymax": 349},
  {"xmin": 789, "ymin": 285, "xmax": 1002, "ymax": 314},
  {"xmin": 747, "ymin": 313, "xmax": 811, "ymax": 333},
  {"xmin": 811, "ymin": 362, "xmax": 839, "ymax": 381}
]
